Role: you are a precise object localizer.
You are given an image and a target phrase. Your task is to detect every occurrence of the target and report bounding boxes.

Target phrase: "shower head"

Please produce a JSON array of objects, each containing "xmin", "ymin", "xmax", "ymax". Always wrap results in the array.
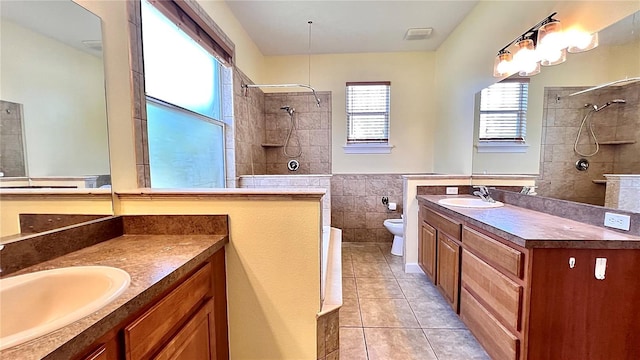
[
  {"xmin": 280, "ymin": 106, "xmax": 295, "ymax": 116},
  {"xmin": 594, "ymin": 99, "xmax": 626, "ymax": 112}
]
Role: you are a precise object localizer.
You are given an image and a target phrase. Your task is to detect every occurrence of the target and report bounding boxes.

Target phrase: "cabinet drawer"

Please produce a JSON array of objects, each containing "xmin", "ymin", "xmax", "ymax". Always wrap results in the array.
[
  {"xmin": 125, "ymin": 263, "xmax": 212, "ymax": 360},
  {"xmin": 462, "ymin": 250, "xmax": 522, "ymax": 330},
  {"xmin": 463, "ymin": 227, "xmax": 523, "ymax": 278},
  {"xmin": 460, "ymin": 288, "xmax": 519, "ymax": 360},
  {"xmin": 425, "ymin": 208, "xmax": 461, "ymax": 241}
]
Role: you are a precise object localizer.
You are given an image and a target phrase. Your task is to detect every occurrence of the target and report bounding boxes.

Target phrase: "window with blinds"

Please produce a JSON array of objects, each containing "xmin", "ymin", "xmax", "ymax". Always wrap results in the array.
[
  {"xmin": 346, "ymin": 82, "xmax": 391, "ymax": 143},
  {"xmin": 479, "ymin": 79, "xmax": 529, "ymax": 142}
]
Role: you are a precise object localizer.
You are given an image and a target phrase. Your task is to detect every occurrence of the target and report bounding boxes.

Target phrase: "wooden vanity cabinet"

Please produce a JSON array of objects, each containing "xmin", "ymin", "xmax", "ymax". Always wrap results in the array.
[
  {"xmin": 436, "ymin": 233, "xmax": 460, "ymax": 309},
  {"xmin": 419, "ymin": 206, "xmax": 462, "ymax": 312},
  {"xmin": 418, "ymin": 220, "xmax": 437, "ymax": 282},
  {"xmin": 76, "ymin": 248, "xmax": 228, "ymax": 360},
  {"xmin": 460, "ymin": 226, "xmax": 526, "ymax": 360}
]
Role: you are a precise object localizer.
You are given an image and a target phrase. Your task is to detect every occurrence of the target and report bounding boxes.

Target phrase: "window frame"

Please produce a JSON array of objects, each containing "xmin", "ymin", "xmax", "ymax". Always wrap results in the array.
[
  {"xmin": 343, "ymin": 81, "xmax": 393, "ymax": 154},
  {"xmin": 476, "ymin": 77, "xmax": 530, "ymax": 153}
]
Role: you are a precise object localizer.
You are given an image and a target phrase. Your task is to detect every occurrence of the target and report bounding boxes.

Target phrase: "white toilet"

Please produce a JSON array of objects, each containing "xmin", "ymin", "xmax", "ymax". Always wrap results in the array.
[{"xmin": 383, "ymin": 218, "xmax": 404, "ymax": 256}]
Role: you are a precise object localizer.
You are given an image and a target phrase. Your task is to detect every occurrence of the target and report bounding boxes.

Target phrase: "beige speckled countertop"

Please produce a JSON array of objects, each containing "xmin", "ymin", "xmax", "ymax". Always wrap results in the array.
[
  {"xmin": 0, "ymin": 233, "xmax": 227, "ymax": 360},
  {"xmin": 418, "ymin": 195, "xmax": 640, "ymax": 249}
]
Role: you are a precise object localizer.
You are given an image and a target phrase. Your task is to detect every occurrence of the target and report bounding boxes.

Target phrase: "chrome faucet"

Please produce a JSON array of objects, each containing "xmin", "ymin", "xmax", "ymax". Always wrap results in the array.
[
  {"xmin": 473, "ymin": 186, "xmax": 495, "ymax": 203},
  {"xmin": 520, "ymin": 186, "xmax": 537, "ymax": 195}
]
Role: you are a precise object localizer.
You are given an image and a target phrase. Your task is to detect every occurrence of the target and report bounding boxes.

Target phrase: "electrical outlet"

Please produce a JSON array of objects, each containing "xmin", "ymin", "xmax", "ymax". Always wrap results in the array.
[
  {"xmin": 604, "ymin": 212, "xmax": 631, "ymax": 231},
  {"xmin": 446, "ymin": 187, "xmax": 459, "ymax": 195}
]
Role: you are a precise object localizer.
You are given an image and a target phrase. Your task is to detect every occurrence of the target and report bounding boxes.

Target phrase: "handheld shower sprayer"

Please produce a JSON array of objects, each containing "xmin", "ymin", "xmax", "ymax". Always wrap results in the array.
[{"xmin": 280, "ymin": 106, "xmax": 295, "ymax": 116}]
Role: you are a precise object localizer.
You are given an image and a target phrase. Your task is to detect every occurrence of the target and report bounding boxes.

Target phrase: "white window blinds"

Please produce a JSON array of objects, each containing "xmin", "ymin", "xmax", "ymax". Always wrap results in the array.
[
  {"xmin": 346, "ymin": 82, "xmax": 390, "ymax": 143},
  {"xmin": 479, "ymin": 79, "xmax": 529, "ymax": 141}
]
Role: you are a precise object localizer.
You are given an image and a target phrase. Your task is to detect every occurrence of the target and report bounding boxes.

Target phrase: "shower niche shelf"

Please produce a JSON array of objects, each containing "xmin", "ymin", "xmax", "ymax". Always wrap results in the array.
[
  {"xmin": 261, "ymin": 143, "xmax": 284, "ymax": 148},
  {"xmin": 592, "ymin": 179, "xmax": 607, "ymax": 185},
  {"xmin": 599, "ymin": 140, "xmax": 636, "ymax": 145}
]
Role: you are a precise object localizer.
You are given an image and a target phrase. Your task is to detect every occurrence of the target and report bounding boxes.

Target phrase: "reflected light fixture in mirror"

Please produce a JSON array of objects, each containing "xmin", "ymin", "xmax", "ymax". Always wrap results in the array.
[{"xmin": 492, "ymin": 12, "xmax": 599, "ymax": 77}]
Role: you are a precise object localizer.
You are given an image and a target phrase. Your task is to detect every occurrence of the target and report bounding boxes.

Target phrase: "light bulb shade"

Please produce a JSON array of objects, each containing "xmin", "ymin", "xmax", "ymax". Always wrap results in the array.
[
  {"xmin": 513, "ymin": 39, "xmax": 540, "ymax": 75},
  {"xmin": 493, "ymin": 51, "xmax": 513, "ymax": 77},
  {"xmin": 537, "ymin": 20, "xmax": 566, "ymax": 50},
  {"xmin": 540, "ymin": 47, "xmax": 566, "ymax": 66},
  {"xmin": 567, "ymin": 31, "xmax": 598, "ymax": 53}
]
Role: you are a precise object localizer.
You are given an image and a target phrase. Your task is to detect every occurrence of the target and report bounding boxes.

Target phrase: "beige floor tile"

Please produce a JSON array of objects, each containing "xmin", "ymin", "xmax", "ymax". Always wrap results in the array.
[
  {"xmin": 356, "ymin": 277, "xmax": 404, "ymax": 299},
  {"xmin": 343, "ymin": 259, "xmax": 355, "ymax": 278},
  {"xmin": 359, "ymin": 298, "xmax": 419, "ymax": 328},
  {"xmin": 423, "ymin": 329, "xmax": 490, "ymax": 360},
  {"xmin": 343, "ymin": 277, "xmax": 358, "ymax": 299},
  {"xmin": 364, "ymin": 328, "xmax": 437, "ymax": 360},
  {"xmin": 396, "ymin": 278, "xmax": 441, "ymax": 299},
  {"xmin": 389, "ymin": 262, "xmax": 431, "ymax": 279},
  {"xmin": 353, "ymin": 261, "xmax": 394, "ymax": 278},
  {"xmin": 351, "ymin": 249, "xmax": 387, "ymax": 263},
  {"xmin": 349, "ymin": 243, "xmax": 383, "ymax": 252},
  {"xmin": 339, "ymin": 297, "xmax": 362, "ymax": 327},
  {"xmin": 339, "ymin": 327, "xmax": 367, "ymax": 360},
  {"xmin": 408, "ymin": 297, "xmax": 465, "ymax": 329}
]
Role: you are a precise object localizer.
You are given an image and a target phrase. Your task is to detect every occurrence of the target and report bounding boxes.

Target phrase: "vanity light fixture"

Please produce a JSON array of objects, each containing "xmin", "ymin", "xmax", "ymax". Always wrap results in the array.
[{"xmin": 492, "ymin": 12, "xmax": 598, "ymax": 77}]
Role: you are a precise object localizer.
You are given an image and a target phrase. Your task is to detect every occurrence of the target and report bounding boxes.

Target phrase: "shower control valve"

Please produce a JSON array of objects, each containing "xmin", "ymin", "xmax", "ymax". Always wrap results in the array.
[{"xmin": 381, "ymin": 197, "xmax": 389, "ymax": 206}]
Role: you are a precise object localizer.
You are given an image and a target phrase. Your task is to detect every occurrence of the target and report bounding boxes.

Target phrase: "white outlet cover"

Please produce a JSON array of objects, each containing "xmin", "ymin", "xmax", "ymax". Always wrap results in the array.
[
  {"xmin": 604, "ymin": 212, "xmax": 631, "ymax": 231},
  {"xmin": 446, "ymin": 187, "xmax": 458, "ymax": 195}
]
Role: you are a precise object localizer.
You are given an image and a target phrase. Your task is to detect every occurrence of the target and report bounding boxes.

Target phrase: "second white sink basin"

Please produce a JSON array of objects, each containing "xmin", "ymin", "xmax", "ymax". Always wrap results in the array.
[
  {"xmin": 0, "ymin": 266, "xmax": 130, "ymax": 350},
  {"xmin": 438, "ymin": 198, "xmax": 504, "ymax": 208}
]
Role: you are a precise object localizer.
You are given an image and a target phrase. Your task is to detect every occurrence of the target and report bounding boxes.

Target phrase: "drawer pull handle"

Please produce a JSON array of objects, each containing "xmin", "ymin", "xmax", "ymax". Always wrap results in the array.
[
  {"xmin": 569, "ymin": 257, "xmax": 575, "ymax": 269},
  {"xmin": 595, "ymin": 258, "xmax": 607, "ymax": 280}
]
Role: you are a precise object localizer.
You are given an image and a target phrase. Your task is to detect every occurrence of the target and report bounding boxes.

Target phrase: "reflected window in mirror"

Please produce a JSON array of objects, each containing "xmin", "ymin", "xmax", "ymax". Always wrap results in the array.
[
  {"xmin": 477, "ymin": 78, "xmax": 530, "ymax": 153},
  {"xmin": 141, "ymin": 0, "xmax": 226, "ymax": 188}
]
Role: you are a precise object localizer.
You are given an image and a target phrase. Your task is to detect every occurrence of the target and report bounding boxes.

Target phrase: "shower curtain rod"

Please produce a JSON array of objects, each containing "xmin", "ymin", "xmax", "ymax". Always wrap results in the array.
[
  {"xmin": 241, "ymin": 82, "xmax": 321, "ymax": 107},
  {"xmin": 559, "ymin": 76, "xmax": 640, "ymax": 99}
]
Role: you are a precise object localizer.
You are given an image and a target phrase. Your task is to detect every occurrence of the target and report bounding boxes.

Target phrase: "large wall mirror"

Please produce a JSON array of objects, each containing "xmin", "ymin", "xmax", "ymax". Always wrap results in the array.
[
  {"xmin": 0, "ymin": 0, "xmax": 110, "ymax": 188},
  {"xmin": 473, "ymin": 10, "xmax": 640, "ymax": 212}
]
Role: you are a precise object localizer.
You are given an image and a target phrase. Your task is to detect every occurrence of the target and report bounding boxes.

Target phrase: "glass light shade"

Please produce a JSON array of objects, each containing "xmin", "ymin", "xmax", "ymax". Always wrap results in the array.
[
  {"xmin": 493, "ymin": 51, "xmax": 513, "ymax": 77},
  {"xmin": 512, "ymin": 39, "xmax": 540, "ymax": 75},
  {"xmin": 537, "ymin": 20, "xmax": 566, "ymax": 50},
  {"xmin": 567, "ymin": 31, "xmax": 598, "ymax": 53},
  {"xmin": 539, "ymin": 47, "xmax": 567, "ymax": 66}
]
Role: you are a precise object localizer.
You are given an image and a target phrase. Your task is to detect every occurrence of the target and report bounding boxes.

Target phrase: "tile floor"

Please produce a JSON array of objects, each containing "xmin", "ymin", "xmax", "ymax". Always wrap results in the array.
[{"xmin": 340, "ymin": 242, "xmax": 490, "ymax": 360}]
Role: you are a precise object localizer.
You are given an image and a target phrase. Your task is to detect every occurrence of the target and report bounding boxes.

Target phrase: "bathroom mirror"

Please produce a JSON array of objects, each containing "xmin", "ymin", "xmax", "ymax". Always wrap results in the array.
[
  {"xmin": 472, "ymin": 10, "xmax": 640, "ymax": 211},
  {"xmin": 0, "ymin": 0, "xmax": 110, "ymax": 187}
]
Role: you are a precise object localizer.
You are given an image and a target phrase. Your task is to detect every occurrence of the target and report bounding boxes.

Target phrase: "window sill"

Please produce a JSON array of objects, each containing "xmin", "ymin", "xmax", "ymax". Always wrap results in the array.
[
  {"xmin": 476, "ymin": 141, "xmax": 529, "ymax": 153},
  {"xmin": 343, "ymin": 143, "xmax": 394, "ymax": 154}
]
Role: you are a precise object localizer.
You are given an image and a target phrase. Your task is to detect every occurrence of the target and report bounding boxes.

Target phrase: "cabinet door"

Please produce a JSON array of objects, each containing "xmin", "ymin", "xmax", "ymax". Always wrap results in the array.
[
  {"xmin": 419, "ymin": 222, "xmax": 437, "ymax": 283},
  {"xmin": 154, "ymin": 299, "xmax": 216, "ymax": 360},
  {"xmin": 437, "ymin": 233, "xmax": 460, "ymax": 312}
]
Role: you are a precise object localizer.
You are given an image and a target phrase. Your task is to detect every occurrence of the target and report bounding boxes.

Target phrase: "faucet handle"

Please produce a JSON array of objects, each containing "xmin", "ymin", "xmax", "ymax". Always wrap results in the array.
[{"xmin": 472, "ymin": 185, "xmax": 489, "ymax": 194}]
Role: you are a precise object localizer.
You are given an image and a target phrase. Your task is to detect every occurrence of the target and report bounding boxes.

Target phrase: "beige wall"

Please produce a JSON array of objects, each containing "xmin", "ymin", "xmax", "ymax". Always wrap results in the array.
[
  {"xmin": 117, "ymin": 196, "xmax": 321, "ymax": 360},
  {"xmin": 0, "ymin": 20, "xmax": 109, "ymax": 177},
  {"xmin": 264, "ymin": 52, "xmax": 436, "ymax": 174},
  {"xmin": 434, "ymin": 0, "xmax": 640, "ymax": 175},
  {"xmin": 0, "ymin": 196, "xmax": 113, "ymax": 236}
]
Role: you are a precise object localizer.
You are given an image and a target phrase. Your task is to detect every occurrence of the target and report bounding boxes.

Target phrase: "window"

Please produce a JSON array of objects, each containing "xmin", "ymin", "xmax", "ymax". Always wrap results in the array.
[
  {"xmin": 344, "ymin": 82, "xmax": 393, "ymax": 154},
  {"xmin": 477, "ymin": 78, "xmax": 529, "ymax": 153},
  {"xmin": 142, "ymin": 0, "xmax": 226, "ymax": 188}
]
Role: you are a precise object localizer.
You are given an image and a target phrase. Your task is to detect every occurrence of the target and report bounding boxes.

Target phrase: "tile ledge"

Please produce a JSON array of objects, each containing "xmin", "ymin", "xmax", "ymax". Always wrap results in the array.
[{"xmin": 116, "ymin": 188, "xmax": 326, "ymax": 199}]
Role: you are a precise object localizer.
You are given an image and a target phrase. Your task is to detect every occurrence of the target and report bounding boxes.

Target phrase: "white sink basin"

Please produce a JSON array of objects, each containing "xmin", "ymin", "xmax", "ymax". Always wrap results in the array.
[
  {"xmin": 0, "ymin": 266, "xmax": 130, "ymax": 350},
  {"xmin": 438, "ymin": 198, "xmax": 504, "ymax": 208}
]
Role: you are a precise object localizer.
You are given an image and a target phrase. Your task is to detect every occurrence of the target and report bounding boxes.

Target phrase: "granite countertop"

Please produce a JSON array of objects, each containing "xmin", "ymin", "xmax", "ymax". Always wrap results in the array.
[
  {"xmin": 0, "ymin": 233, "xmax": 228, "ymax": 360},
  {"xmin": 418, "ymin": 195, "xmax": 640, "ymax": 249}
]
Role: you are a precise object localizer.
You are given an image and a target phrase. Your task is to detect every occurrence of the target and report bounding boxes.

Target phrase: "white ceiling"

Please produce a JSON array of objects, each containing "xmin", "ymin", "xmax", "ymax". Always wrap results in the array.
[
  {"xmin": 225, "ymin": 0, "xmax": 479, "ymax": 55},
  {"xmin": 0, "ymin": 0, "xmax": 102, "ymax": 57}
]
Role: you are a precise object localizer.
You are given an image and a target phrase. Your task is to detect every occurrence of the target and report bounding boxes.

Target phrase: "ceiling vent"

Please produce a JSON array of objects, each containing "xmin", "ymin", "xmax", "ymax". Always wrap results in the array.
[{"xmin": 404, "ymin": 28, "xmax": 433, "ymax": 40}]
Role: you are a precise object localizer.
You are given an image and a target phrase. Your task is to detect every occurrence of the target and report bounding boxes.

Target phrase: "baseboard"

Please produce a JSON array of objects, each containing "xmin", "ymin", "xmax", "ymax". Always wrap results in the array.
[{"xmin": 405, "ymin": 263, "xmax": 425, "ymax": 274}]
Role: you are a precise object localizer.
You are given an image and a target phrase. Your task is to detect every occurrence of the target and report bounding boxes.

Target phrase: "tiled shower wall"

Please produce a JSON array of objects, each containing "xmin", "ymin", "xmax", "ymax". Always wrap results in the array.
[
  {"xmin": 264, "ymin": 92, "xmax": 332, "ymax": 175},
  {"xmin": 233, "ymin": 70, "xmax": 266, "ymax": 180},
  {"xmin": 0, "ymin": 100, "xmax": 26, "ymax": 177},
  {"xmin": 538, "ymin": 82, "xmax": 640, "ymax": 206},
  {"xmin": 331, "ymin": 174, "xmax": 403, "ymax": 243}
]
